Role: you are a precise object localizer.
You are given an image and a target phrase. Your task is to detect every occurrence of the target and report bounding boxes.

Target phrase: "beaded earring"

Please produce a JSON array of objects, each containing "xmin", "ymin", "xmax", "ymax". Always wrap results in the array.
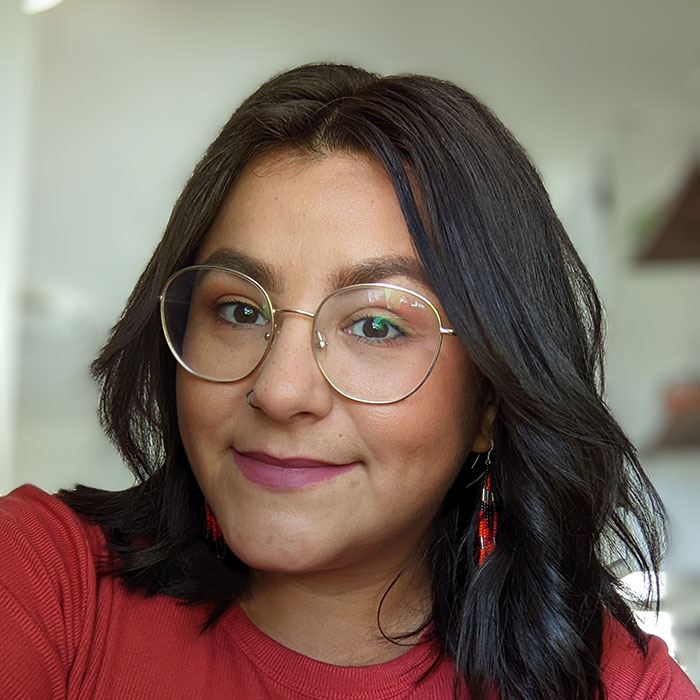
[
  {"xmin": 204, "ymin": 503, "xmax": 226, "ymax": 559},
  {"xmin": 478, "ymin": 445, "xmax": 497, "ymax": 566}
]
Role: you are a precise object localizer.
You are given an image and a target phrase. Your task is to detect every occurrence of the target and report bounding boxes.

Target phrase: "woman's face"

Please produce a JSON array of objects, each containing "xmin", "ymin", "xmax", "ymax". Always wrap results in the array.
[{"xmin": 177, "ymin": 150, "xmax": 492, "ymax": 577}]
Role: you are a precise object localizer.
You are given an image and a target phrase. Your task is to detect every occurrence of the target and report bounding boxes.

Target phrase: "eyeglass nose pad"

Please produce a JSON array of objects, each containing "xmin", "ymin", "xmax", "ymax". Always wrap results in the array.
[
  {"xmin": 264, "ymin": 318, "xmax": 284, "ymax": 342},
  {"xmin": 314, "ymin": 330, "xmax": 328, "ymax": 353}
]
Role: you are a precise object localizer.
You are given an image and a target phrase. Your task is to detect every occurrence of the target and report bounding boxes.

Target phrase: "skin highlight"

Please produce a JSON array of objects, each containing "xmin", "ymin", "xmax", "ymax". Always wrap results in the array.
[{"xmin": 176, "ymin": 150, "xmax": 492, "ymax": 664}]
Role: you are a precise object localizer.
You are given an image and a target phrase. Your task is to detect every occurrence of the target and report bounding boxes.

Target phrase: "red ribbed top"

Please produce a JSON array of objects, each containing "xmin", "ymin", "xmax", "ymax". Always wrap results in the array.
[{"xmin": 1, "ymin": 485, "xmax": 697, "ymax": 699}]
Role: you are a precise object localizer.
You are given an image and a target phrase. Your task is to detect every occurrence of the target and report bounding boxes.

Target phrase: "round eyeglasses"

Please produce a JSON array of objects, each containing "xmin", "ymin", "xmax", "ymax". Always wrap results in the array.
[{"xmin": 160, "ymin": 265, "xmax": 456, "ymax": 405}]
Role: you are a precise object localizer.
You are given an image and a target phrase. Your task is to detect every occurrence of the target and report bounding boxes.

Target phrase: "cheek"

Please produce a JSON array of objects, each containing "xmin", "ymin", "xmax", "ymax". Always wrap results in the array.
[
  {"xmin": 175, "ymin": 371, "xmax": 238, "ymax": 464},
  {"xmin": 359, "ymin": 354, "xmax": 479, "ymax": 481},
  {"xmin": 176, "ymin": 373, "xmax": 205, "ymax": 445}
]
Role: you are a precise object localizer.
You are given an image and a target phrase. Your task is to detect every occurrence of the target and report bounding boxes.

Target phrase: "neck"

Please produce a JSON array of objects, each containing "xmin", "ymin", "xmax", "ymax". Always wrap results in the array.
[{"xmin": 239, "ymin": 559, "xmax": 432, "ymax": 666}]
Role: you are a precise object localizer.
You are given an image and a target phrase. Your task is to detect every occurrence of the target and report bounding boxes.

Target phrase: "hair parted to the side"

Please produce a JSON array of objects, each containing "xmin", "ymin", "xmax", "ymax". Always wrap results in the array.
[{"xmin": 60, "ymin": 63, "xmax": 667, "ymax": 700}]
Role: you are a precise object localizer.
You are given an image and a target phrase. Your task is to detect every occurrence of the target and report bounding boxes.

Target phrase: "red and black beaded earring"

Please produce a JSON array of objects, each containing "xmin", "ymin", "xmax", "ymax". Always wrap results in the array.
[
  {"xmin": 478, "ymin": 444, "xmax": 497, "ymax": 566},
  {"xmin": 204, "ymin": 503, "xmax": 226, "ymax": 559}
]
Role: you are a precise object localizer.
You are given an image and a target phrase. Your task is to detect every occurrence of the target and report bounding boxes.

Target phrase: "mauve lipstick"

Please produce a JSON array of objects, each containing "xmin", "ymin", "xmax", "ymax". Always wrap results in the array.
[{"xmin": 232, "ymin": 449, "xmax": 358, "ymax": 488}]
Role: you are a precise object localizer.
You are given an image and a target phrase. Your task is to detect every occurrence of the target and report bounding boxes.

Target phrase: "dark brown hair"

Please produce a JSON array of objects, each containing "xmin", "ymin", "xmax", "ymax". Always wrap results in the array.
[{"xmin": 61, "ymin": 63, "xmax": 666, "ymax": 700}]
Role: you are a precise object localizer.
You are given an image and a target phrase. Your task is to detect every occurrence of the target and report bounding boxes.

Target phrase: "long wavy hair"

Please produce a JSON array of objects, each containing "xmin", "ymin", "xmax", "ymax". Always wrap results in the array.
[{"xmin": 61, "ymin": 63, "xmax": 666, "ymax": 700}]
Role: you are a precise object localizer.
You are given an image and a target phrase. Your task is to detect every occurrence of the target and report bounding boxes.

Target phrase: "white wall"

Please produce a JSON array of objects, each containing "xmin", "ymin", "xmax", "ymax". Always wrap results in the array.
[{"xmin": 0, "ymin": 4, "xmax": 36, "ymax": 494}]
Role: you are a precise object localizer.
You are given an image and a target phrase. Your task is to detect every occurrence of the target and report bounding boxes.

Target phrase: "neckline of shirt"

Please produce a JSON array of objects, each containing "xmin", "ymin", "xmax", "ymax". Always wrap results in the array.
[{"xmin": 223, "ymin": 603, "xmax": 446, "ymax": 698}]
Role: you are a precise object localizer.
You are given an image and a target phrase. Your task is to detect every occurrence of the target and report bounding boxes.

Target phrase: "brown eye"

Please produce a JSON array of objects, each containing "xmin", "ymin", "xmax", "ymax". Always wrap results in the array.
[
  {"xmin": 217, "ymin": 301, "xmax": 266, "ymax": 326},
  {"xmin": 345, "ymin": 316, "xmax": 405, "ymax": 341}
]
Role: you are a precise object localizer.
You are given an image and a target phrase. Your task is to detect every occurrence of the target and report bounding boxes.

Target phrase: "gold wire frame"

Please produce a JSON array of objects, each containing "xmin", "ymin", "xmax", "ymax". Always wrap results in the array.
[{"xmin": 159, "ymin": 264, "xmax": 455, "ymax": 405}]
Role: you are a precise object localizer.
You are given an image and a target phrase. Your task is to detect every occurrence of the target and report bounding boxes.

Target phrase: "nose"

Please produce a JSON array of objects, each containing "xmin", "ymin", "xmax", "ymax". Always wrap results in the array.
[{"xmin": 247, "ymin": 309, "xmax": 334, "ymax": 421}]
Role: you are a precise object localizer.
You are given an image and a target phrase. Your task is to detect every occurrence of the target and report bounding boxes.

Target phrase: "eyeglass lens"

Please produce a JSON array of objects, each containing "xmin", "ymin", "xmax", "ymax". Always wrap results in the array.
[{"xmin": 161, "ymin": 267, "xmax": 444, "ymax": 403}]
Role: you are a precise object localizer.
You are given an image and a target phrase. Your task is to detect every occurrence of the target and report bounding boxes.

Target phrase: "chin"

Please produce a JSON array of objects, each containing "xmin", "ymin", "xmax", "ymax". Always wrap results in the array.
[
  {"xmin": 231, "ymin": 542, "xmax": 339, "ymax": 575},
  {"xmin": 224, "ymin": 521, "xmax": 342, "ymax": 574}
]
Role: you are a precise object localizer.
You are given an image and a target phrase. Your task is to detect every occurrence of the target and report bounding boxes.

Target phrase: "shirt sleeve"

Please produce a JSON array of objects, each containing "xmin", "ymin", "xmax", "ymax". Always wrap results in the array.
[
  {"xmin": 0, "ymin": 485, "xmax": 98, "ymax": 700},
  {"xmin": 602, "ymin": 614, "xmax": 700, "ymax": 699}
]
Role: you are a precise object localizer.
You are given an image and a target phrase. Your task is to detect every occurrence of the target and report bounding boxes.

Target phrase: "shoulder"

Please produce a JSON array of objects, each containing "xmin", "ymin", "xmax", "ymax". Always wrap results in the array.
[
  {"xmin": 0, "ymin": 483, "xmax": 106, "ymax": 565},
  {"xmin": 602, "ymin": 614, "xmax": 699, "ymax": 699},
  {"xmin": 0, "ymin": 484, "xmax": 107, "ymax": 698}
]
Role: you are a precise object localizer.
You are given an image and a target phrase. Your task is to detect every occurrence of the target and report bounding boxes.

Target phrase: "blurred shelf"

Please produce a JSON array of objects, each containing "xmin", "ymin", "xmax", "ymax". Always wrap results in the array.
[
  {"xmin": 652, "ymin": 382, "xmax": 700, "ymax": 451},
  {"xmin": 638, "ymin": 164, "xmax": 700, "ymax": 262}
]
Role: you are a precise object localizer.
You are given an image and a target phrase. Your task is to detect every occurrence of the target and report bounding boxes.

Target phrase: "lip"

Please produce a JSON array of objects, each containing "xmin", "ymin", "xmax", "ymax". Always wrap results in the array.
[{"xmin": 232, "ymin": 449, "xmax": 359, "ymax": 489}]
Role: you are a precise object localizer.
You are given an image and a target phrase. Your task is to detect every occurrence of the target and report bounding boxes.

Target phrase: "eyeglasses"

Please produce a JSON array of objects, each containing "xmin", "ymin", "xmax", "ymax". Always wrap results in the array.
[{"xmin": 160, "ymin": 265, "xmax": 456, "ymax": 404}]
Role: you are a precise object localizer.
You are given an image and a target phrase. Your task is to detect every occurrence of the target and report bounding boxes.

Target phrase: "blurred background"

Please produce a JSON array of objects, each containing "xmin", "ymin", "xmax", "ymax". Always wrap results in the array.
[{"xmin": 1, "ymin": 0, "xmax": 699, "ymax": 684}]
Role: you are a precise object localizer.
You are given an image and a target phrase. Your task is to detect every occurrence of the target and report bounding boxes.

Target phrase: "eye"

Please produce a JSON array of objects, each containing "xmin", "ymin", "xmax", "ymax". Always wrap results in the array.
[
  {"xmin": 345, "ymin": 316, "xmax": 405, "ymax": 341},
  {"xmin": 214, "ymin": 299, "xmax": 268, "ymax": 327}
]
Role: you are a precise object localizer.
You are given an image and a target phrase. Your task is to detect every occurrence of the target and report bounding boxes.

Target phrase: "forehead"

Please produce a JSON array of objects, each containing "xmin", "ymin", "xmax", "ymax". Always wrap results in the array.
[{"xmin": 196, "ymin": 150, "xmax": 427, "ymax": 295}]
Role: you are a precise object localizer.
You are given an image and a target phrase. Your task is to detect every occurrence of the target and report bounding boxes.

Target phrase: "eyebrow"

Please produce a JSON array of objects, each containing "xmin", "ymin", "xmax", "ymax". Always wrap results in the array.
[
  {"xmin": 201, "ymin": 249, "xmax": 281, "ymax": 294},
  {"xmin": 329, "ymin": 256, "xmax": 429, "ymax": 289},
  {"xmin": 201, "ymin": 248, "xmax": 429, "ymax": 295}
]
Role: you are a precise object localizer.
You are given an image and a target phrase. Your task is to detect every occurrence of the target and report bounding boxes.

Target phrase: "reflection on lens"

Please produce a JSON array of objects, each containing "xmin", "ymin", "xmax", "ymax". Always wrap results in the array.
[
  {"xmin": 161, "ymin": 270, "xmax": 448, "ymax": 403},
  {"xmin": 313, "ymin": 285, "xmax": 443, "ymax": 403},
  {"xmin": 161, "ymin": 267, "xmax": 272, "ymax": 382}
]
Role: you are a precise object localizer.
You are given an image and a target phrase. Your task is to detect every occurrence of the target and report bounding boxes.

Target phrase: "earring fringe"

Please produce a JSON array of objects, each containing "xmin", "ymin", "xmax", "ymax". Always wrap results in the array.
[
  {"xmin": 478, "ymin": 445, "xmax": 497, "ymax": 565},
  {"xmin": 204, "ymin": 503, "xmax": 226, "ymax": 559}
]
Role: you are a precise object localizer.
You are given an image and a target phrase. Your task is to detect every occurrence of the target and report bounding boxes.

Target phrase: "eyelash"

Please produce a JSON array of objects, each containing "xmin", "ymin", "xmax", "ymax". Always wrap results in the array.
[
  {"xmin": 343, "ymin": 313, "xmax": 410, "ymax": 344},
  {"xmin": 211, "ymin": 299, "xmax": 267, "ymax": 326}
]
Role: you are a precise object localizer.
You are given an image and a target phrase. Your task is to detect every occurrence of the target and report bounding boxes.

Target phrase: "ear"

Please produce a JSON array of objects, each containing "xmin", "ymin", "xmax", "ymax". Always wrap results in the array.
[{"xmin": 471, "ymin": 403, "xmax": 496, "ymax": 453}]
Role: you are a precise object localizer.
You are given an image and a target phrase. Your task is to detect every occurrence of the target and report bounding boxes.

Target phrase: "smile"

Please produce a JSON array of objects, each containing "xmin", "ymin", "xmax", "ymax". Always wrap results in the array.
[{"xmin": 232, "ymin": 449, "xmax": 359, "ymax": 488}]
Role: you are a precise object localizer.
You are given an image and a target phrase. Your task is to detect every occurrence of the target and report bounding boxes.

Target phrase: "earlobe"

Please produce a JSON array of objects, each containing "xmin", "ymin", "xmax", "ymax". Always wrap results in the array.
[{"xmin": 472, "ymin": 403, "xmax": 496, "ymax": 453}]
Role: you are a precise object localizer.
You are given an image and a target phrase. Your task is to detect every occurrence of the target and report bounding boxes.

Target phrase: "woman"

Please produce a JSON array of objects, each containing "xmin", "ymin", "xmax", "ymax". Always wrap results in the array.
[{"xmin": 1, "ymin": 63, "xmax": 697, "ymax": 699}]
